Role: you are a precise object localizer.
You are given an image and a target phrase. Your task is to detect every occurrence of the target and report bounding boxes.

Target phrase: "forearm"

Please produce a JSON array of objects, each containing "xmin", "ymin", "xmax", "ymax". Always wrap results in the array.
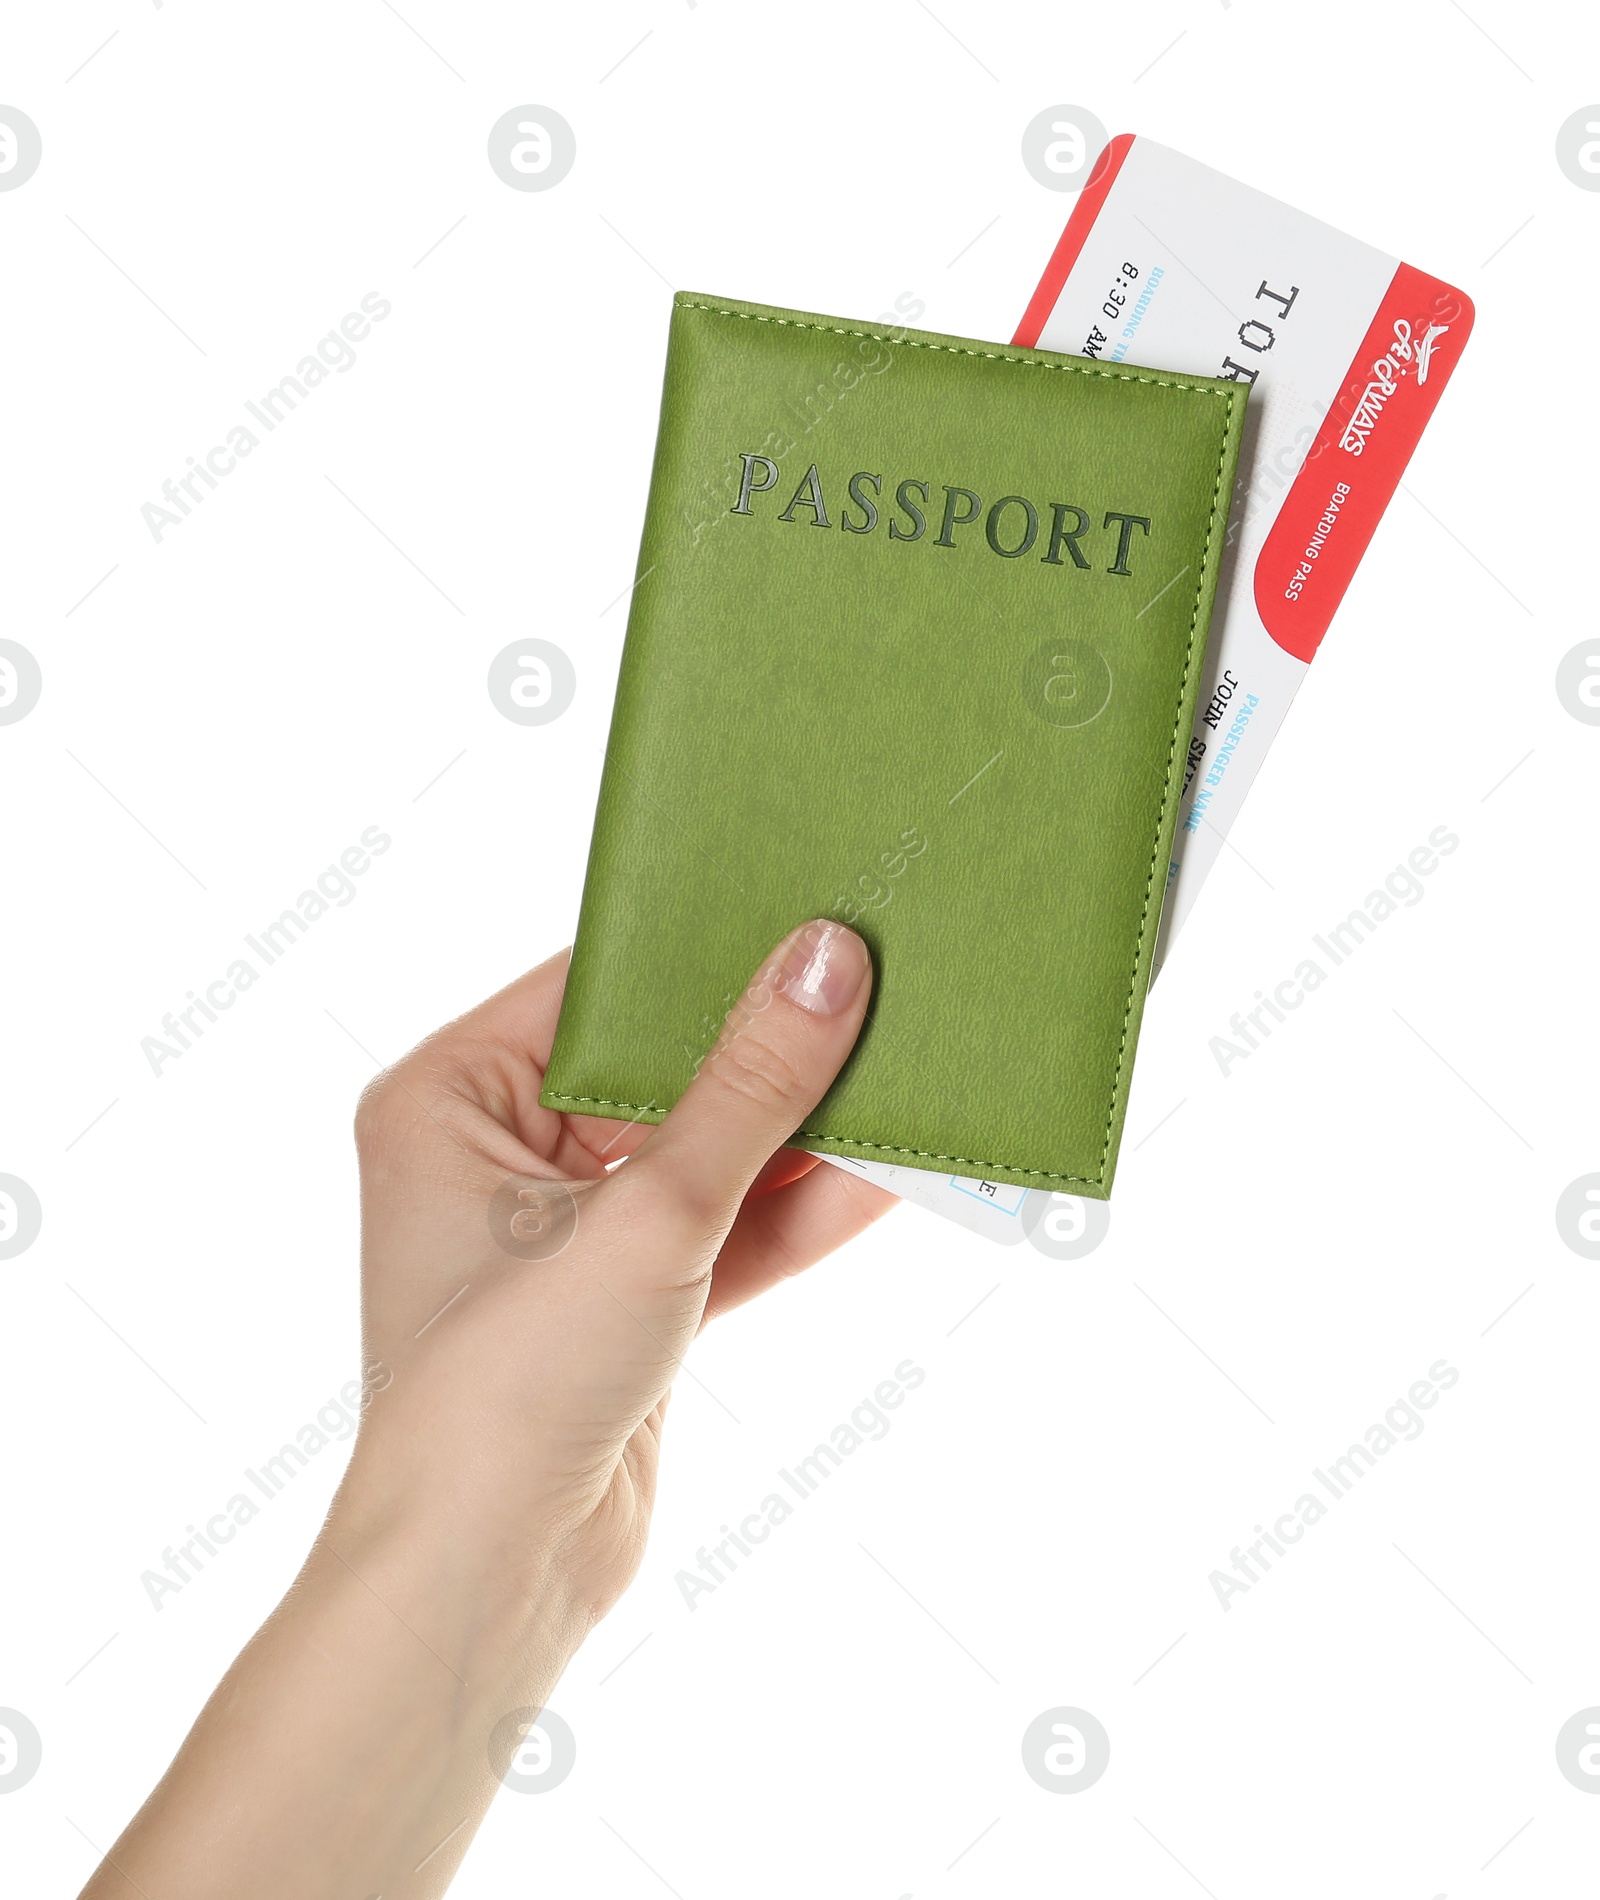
[{"xmin": 81, "ymin": 1478, "xmax": 591, "ymax": 1900}]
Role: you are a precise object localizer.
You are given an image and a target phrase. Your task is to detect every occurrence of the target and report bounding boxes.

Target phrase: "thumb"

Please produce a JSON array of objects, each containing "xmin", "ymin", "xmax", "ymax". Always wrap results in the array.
[{"xmin": 623, "ymin": 920, "xmax": 872, "ymax": 1231}]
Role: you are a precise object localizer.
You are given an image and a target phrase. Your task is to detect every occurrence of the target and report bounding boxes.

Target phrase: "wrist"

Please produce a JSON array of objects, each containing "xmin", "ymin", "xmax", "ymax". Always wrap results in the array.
[{"xmin": 321, "ymin": 1450, "xmax": 596, "ymax": 1695}]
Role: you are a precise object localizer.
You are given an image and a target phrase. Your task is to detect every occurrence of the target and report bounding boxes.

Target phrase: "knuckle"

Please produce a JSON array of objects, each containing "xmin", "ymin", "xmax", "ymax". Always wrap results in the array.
[
  {"xmin": 705, "ymin": 1028, "xmax": 804, "ymax": 1113},
  {"xmin": 759, "ymin": 1220, "xmax": 810, "ymax": 1287},
  {"xmin": 352, "ymin": 1076, "xmax": 389, "ymax": 1149},
  {"xmin": 352, "ymin": 1067, "xmax": 413, "ymax": 1151}
]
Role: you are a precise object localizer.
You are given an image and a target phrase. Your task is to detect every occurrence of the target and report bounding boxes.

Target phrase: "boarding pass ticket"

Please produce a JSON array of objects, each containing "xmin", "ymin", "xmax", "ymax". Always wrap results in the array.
[{"xmin": 823, "ymin": 133, "xmax": 1472, "ymax": 1246}]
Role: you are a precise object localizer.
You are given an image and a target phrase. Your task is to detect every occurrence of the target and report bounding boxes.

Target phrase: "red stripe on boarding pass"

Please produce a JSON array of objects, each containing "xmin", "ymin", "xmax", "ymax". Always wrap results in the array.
[
  {"xmin": 1254, "ymin": 262, "xmax": 1474, "ymax": 663},
  {"xmin": 1012, "ymin": 133, "xmax": 1136, "ymax": 349}
]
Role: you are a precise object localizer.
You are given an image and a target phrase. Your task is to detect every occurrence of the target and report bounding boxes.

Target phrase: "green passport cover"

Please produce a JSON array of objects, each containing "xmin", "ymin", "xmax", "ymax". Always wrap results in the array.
[{"xmin": 541, "ymin": 291, "xmax": 1245, "ymax": 1197}]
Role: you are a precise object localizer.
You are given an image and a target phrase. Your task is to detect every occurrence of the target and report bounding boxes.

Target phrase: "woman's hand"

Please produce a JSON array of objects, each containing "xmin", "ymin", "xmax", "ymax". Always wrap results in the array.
[
  {"xmin": 81, "ymin": 922, "xmax": 893, "ymax": 1900},
  {"xmin": 344, "ymin": 917, "xmax": 890, "ymax": 1622}
]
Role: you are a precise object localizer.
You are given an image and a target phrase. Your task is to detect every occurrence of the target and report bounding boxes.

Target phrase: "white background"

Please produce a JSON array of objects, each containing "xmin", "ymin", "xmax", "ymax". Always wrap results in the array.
[{"xmin": 3, "ymin": 3, "xmax": 1597, "ymax": 1894}]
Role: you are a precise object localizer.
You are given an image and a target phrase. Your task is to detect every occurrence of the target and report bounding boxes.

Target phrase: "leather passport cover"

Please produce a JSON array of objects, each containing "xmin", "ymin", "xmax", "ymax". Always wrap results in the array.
[{"xmin": 540, "ymin": 291, "xmax": 1246, "ymax": 1197}]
